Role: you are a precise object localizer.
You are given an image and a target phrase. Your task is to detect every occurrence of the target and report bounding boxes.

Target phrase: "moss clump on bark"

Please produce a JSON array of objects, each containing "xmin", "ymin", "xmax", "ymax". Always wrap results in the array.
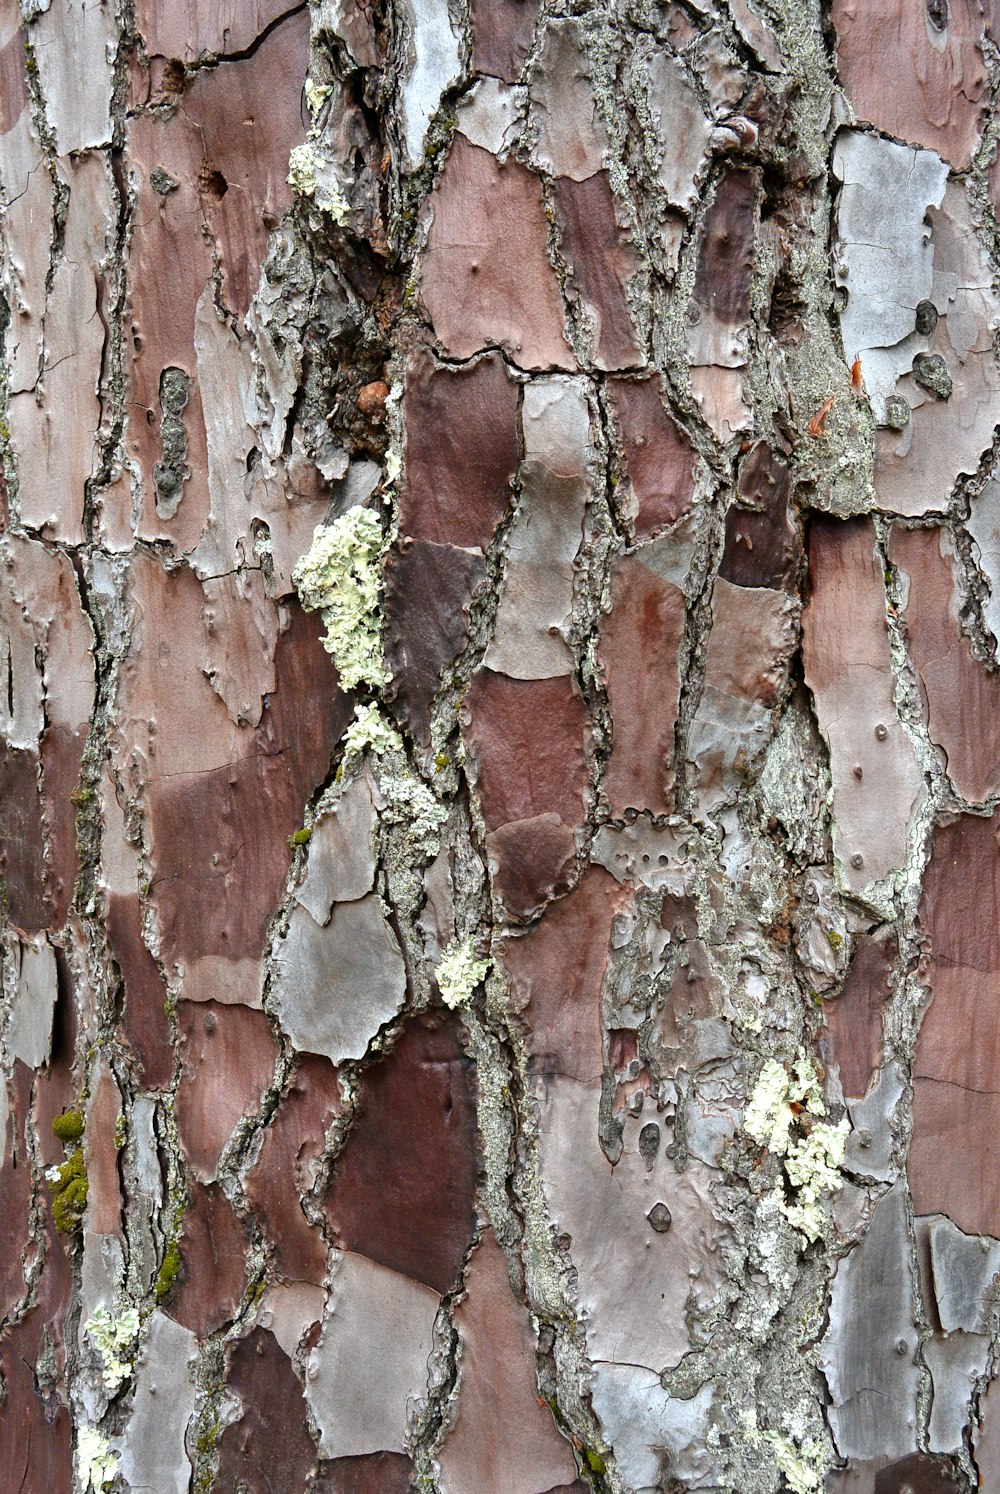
[
  {"xmin": 155, "ymin": 1238, "xmax": 183, "ymax": 1303},
  {"xmin": 51, "ymin": 1109, "xmax": 85, "ymax": 1144},
  {"xmin": 49, "ymin": 1146, "xmax": 88, "ymax": 1234}
]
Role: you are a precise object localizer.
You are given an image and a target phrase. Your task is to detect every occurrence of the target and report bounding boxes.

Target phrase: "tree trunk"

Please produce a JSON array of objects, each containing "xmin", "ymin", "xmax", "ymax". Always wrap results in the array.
[{"xmin": 1, "ymin": 0, "xmax": 999, "ymax": 1490}]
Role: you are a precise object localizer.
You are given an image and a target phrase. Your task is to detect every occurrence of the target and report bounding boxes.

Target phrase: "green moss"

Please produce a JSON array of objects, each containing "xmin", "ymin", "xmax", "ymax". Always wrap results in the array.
[
  {"xmin": 49, "ymin": 1146, "xmax": 88, "ymax": 1234},
  {"xmin": 288, "ymin": 827, "xmax": 312, "ymax": 846},
  {"xmin": 191, "ymin": 1412, "xmax": 222, "ymax": 1494},
  {"xmin": 434, "ymin": 753, "xmax": 449, "ymax": 772},
  {"xmin": 825, "ymin": 930, "xmax": 843, "ymax": 952},
  {"xmin": 155, "ymin": 1238, "xmax": 183, "ymax": 1303},
  {"xmin": 51, "ymin": 1110, "xmax": 85, "ymax": 1144},
  {"xmin": 246, "ymin": 1275, "xmax": 267, "ymax": 1309},
  {"xmin": 194, "ymin": 1415, "xmax": 220, "ymax": 1458},
  {"xmin": 584, "ymin": 1449, "xmax": 607, "ymax": 1475}
]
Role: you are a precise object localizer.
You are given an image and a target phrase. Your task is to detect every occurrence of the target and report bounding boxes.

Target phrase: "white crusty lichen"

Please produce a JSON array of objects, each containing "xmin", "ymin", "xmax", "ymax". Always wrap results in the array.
[
  {"xmin": 293, "ymin": 507, "xmax": 390, "ymax": 690},
  {"xmin": 85, "ymin": 1304, "xmax": 140, "ymax": 1393},
  {"xmin": 77, "ymin": 1426, "xmax": 119, "ymax": 1491},
  {"xmin": 436, "ymin": 937, "xmax": 491, "ymax": 1009},
  {"xmin": 744, "ymin": 1053, "xmax": 848, "ymax": 1244}
]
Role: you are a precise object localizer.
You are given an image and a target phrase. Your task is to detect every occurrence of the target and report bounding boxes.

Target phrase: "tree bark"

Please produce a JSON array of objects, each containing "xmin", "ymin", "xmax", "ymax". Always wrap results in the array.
[{"xmin": 1, "ymin": 0, "xmax": 1000, "ymax": 1490}]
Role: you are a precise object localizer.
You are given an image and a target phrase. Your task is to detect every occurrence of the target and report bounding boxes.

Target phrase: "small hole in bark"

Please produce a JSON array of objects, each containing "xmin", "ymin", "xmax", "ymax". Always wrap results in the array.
[
  {"xmin": 160, "ymin": 58, "xmax": 186, "ymax": 96},
  {"xmin": 199, "ymin": 168, "xmax": 229, "ymax": 201}
]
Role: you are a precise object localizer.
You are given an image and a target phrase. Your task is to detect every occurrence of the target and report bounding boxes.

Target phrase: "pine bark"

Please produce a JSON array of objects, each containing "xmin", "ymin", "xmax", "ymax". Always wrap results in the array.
[{"xmin": 1, "ymin": 0, "xmax": 1000, "ymax": 1491}]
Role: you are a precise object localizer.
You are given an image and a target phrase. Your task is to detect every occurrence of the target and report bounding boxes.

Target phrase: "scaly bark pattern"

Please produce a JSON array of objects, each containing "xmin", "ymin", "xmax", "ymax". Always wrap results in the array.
[{"xmin": 2, "ymin": 0, "xmax": 1000, "ymax": 1490}]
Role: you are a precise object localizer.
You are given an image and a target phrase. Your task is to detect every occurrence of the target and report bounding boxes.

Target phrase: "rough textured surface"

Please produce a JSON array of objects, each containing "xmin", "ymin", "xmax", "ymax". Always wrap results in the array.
[
  {"xmin": 325, "ymin": 1014, "xmax": 478, "ymax": 1294},
  {"xmin": 831, "ymin": 0, "xmax": 991, "ymax": 168},
  {"xmin": 439, "ymin": 1230, "xmax": 579, "ymax": 1493},
  {"xmin": 600, "ymin": 544, "xmax": 688, "ymax": 818},
  {"xmin": 890, "ymin": 524, "xmax": 1000, "ymax": 803},
  {"xmin": 910, "ymin": 811, "xmax": 1000, "ymax": 1238},
  {"xmin": 4, "ymin": 0, "xmax": 1000, "ymax": 1489},
  {"xmin": 802, "ymin": 517, "xmax": 924, "ymax": 894},
  {"xmin": 421, "ymin": 139, "xmax": 573, "ymax": 369}
]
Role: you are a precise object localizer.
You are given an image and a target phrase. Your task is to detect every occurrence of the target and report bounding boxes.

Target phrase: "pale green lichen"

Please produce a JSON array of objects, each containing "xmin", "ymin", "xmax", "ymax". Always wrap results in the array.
[
  {"xmin": 436, "ymin": 938, "xmax": 491, "ymax": 1009},
  {"xmin": 85, "ymin": 1305, "xmax": 140, "ymax": 1393},
  {"xmin": 377, "ymin": 770, "xmax": 448, "ymax": 858},
  {"xmin": 344, "ymin": 702, "xmax": 403, "ymax": 758},
  {"xmin": 744, "ymin": 1412, "xmax": 826, "ymax": 1494},
  {"xmin": 745, "ymin": 1055, "xmax": 825, "ymax": 1152},
  {"xmin": 744, "ymin": 1053, "xmax": 848, "ymax": 1244},
  {"xmin": 292, "ymin": 507, "xmax": 390, "ymax": 690},
  {"xmin": 287, "ymin": 141, "xmax": 325, "ymax": 197},
  {"xmin": 317, "ymin": 181, "xmax": 351, "ymax": 226},
  {"xmin": 287, "ymin": 137, "xmax": 350, "ymax": 224},
  {"xmin": 305, "ymin": 78, "xmax": 332, "ymax": 116},
  {"xmin": 77, "ymin": 1426, "xmax": 118, "ymax": 1491},
  {"xmin": 767, "ymin": 1434, "xmax": 826, "ymax": 1494},
  {"xmin": 783, "ymin": 1121, "xmax": 850, "ymax": 1240},
  {"xmin": 340, "ymin": 703, "xmax": 447, "ymax": 854}
]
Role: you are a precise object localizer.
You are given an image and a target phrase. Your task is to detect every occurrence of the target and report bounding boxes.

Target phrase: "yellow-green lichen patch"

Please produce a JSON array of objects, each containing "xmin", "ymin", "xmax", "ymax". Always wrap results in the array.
[
  {"xmin": 287, "ymin": 139, "xmax": 350, "ymax": 223},
  {"xmin": 287, "ymin": 140, "xmax": 325, "ymax": 197},
  {"xmin": 305, "ymin": 78, "xmax": 332, "ymax": 117},
  {"xmin": 292, "ymin": 507, "xmax": 390, "ymax": 690}
]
